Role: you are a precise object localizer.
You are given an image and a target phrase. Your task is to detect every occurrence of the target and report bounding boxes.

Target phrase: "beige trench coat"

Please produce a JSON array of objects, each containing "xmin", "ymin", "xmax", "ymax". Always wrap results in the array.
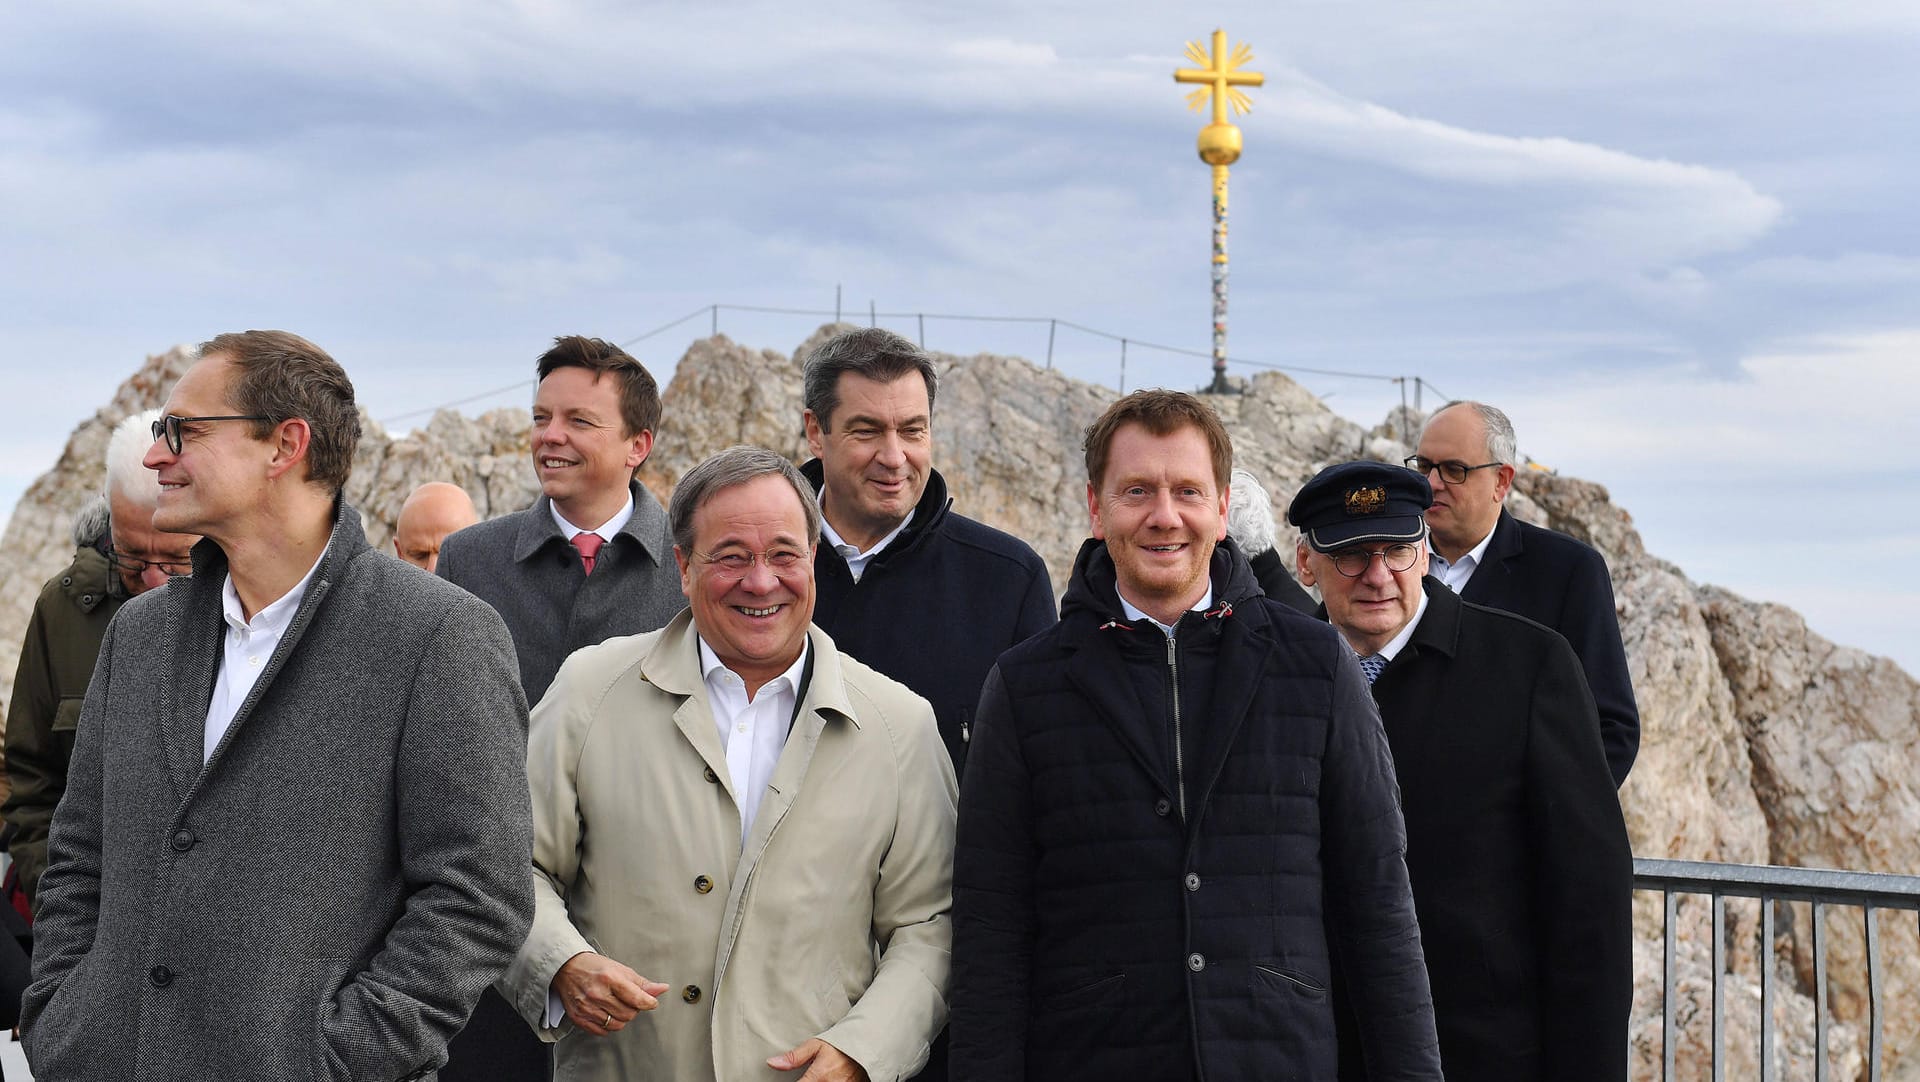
[{"xmin": 501, "ymin": 610, "xmax": 957, "ymax": 1081}]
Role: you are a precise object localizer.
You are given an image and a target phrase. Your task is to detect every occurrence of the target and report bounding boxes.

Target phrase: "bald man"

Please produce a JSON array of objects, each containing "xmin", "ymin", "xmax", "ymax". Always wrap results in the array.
[{"xmin": 394, "ymin": 482, "xmax": 479, "ymax": 574}]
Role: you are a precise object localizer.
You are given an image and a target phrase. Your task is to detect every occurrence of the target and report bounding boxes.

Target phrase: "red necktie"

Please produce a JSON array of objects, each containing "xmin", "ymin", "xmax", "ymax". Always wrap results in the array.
[{"xmin": 571, "ymin": 532, "xmax": 605, "ymax": 576}]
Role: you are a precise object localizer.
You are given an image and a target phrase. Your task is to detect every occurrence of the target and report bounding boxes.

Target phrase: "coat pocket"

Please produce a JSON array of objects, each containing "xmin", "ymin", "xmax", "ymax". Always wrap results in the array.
[{"xmin": 1251, "ymin": 962, "xmax": 1327, "ymax": 1002}]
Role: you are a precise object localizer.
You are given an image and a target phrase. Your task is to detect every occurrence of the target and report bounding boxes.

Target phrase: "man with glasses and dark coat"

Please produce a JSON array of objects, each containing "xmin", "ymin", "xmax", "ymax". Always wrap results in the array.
[
  {"xmin": 4, "ymin": 410, "xmax": 198, "ymax": 908},
  {"xmin": 19, "ymin": 331, "xmax": 533, "ymax": 1081},
  {"xmin": 1290, "ymin": 461, "xmax": 1633, "ymax": 1082},
  {"xmin": 1408, "ymin": 400, "xmax": 1639, "ymax": 786}
]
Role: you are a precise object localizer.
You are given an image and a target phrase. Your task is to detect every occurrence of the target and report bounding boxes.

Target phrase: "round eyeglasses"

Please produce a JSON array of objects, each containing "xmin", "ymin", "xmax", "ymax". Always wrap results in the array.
[{"xmin": 1329, "ymin": 543, "xmax": 1421, "ymax": 578}]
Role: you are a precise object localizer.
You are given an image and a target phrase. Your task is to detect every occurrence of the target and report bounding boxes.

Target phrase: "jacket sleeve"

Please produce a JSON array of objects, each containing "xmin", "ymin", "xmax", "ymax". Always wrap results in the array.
[
  {"xmin": 499, "ymin": 650, "xmax": 600, "ymax": 1039},
  {"xmin": 1319, "ymin": 649, "xmax": 1444, "ymax": 1082},
  {"xmin": 1527, "ymin": 636, "xmax": 1634, "ymax": 1080},
  {"xmin": 17, "ymin": 620, "xmax": 115, "ymax": 1057},
  {"xmin": 818, "ymin": 691, "xmax": 958, "ymax": 1082},
  {"xmin": 1556, "ymin": 546, "xmax": 1639, "ymax": 786},
  {"xmin": 3, "ymin": 595, "xmax": 63, "ymax": 904},
  {"xmin": 318, "ymin": 595, "xmax": 536, "ymax": 1080},
  {"xmin": 947, "ymin": 664, "xmax": 1035, "ymax": 1082}
]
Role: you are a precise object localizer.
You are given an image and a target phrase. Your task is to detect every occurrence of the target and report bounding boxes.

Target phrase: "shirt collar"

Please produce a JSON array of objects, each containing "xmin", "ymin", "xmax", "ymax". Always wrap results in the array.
[
  {"xmin": 1374, "ymin": 586, "xmax": 1431, "ymax": 663},
  {"xmin": 697, "ymin": 636, "xmax": 810, "ymax": 699},
  {"xmin": 220, "ymin": 543, "xmax": 328, "ymax": 635},
  {"xmin": 550, "ymin": 489, "xmax": 635, "ymax": 542},
  {"xmin": 817, "ymin": 499, "xmax": 915, "ymax": 562},
  {"xmin": 1117, "ymin": 584, "xmax": 1215, "ymax": 638}
]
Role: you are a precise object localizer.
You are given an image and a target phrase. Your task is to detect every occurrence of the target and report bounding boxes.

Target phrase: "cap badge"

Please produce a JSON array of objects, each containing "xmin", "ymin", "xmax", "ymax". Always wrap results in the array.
[{"xmin": 1344, "ymin": 486, "xmax": 1387, "ymax": 515}]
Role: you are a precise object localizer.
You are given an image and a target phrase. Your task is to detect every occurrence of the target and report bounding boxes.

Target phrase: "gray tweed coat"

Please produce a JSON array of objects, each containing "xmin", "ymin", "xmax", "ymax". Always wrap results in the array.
[
  {"xmin": 436, "ymin": 480, "xmax": 687, "ymax": 702},
  {"xmin": 21, "ymin": 502, "xmax": 535, "ymax": 1082}
]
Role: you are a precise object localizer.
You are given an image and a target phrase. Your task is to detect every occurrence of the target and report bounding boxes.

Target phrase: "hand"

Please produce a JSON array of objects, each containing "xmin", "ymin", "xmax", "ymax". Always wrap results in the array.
[
  {"xmin": 551, "ymin": 952, "xmax": 669, "ymax": 1037},
  {"xmin": 768, "ymin": 1037, "xmax": 870, "ymax": 1081}
]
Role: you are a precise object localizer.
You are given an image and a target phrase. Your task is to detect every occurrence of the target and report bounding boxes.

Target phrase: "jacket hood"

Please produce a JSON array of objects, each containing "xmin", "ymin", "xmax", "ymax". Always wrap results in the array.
[
  {"xmin": 1061, "ymin": 535, "xmax": 1261, "ymax": 625},
  {"xmin": 73, "ymin": 495, "xmax": 110, "ymax": 549},
  {"xmin": 799, "ymin": 458, "xmax": 952, "ymax": 560}
]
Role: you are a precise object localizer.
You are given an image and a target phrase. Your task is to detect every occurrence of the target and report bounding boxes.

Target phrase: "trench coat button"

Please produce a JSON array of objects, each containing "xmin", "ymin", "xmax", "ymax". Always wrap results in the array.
[
  {"xmin": 693, "ymin": 875, "xmax": 713, "ymax": 894},
  {"xmin": 1154, "ymin": 798, "xmax": 1171, "ymax": 817},
  {"xmin": 80, "ymin": 594, "xmax": 94, "ymax": 605},
  {"xmin": 149, "ymin": 964, "xmax": 174, "ymax": 987},
  {"xmin": 1184, "ymin": 873, "xmax": 1201, "ymax": 892},
  {"xmin": 682, "ymin": 985, "xmax": 702, "ymax": 1004},
  {"xmin": 60, "ymin": 577, "xmax": 73, "ymax": 588},
  {"xmin": 1186, "ymin": 953, "xmax": 1205, "ymax": 973},
  {"xmin": 703, "ymin": 766, "xmax": 719, "ymax": 784},
  {"xmin": 171, "ymin": 830, "xmax": 197, "ymax": 852}
]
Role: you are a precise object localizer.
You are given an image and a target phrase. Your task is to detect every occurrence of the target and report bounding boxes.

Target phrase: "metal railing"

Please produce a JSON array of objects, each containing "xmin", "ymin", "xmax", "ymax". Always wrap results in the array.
[{"xmin": 1635, "ymin": 858, "xmax": 1920, "ymax": 1082}]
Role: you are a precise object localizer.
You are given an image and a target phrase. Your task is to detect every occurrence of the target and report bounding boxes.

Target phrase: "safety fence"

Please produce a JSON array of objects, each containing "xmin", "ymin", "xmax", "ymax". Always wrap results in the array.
[
  {"xmin": 380, "ymin": 297, "xmax": 1451, "ymax": 428},
  {"xmin": 1634, "ymin": 857, "xmax": 1920, "ymax": 1081}
]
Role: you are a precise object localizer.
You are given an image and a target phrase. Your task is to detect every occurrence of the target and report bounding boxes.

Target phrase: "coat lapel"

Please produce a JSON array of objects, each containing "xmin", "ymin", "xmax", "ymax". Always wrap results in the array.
[
  {"xmin": 1459, "ymin": 510, "xmax": 1522, "ymax": 606},
  {"xmin": 162, "ymin": 550, "xmax": 225, "ymax": 803},
  {"xmin": 1372, "ymin": 579, "xmax": 1462, "ymax": 771}
]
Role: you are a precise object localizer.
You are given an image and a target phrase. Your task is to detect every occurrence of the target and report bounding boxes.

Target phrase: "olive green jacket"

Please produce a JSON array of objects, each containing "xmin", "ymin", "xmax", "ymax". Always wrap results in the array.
[{"xmin": 4, "ymin": 533, "xmax": 125, "ymax": 905}]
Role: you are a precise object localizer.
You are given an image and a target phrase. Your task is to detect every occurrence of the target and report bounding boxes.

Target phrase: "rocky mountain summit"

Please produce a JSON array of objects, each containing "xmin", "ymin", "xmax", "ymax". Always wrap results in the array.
[{"xmin": 2, "ymin": 328, "xmax": 1914, "ymax": 1079}]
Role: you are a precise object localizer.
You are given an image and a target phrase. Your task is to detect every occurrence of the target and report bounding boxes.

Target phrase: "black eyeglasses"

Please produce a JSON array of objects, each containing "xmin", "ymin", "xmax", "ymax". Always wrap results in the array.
[
  {"xmin": 1404, "ymin": 455, "xmax": 1502, "ymax": 484},
  {"xmin": 151, "ymin": 414, "xmax": 270, "ymax": 454},
  {"xmin": 106, "ymin": 549, "xmax": 193, "ymax": 578},
  {"xmin": 1329, "ymin": 543, "xmax": 1421, "ymax": 579}
]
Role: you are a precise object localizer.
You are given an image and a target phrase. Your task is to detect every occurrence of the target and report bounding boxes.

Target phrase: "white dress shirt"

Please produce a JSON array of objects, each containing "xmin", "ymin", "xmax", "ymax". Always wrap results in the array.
[
  {"xmin": 205, "ymin": 549, "xmax": 326, "ymax": 761},
  {"xmin": 699, "ymin": 638, "xmax": 808, "ymax": 844},
  {"xmin": 1118, "ymin": 586, "xmax": 1215, "ymax": 639},
  {"xmin": 1430, "ymin": 526, "xmax": 1496, "ymax": 593},
  {"xmin": 549, "ymin": 491, "xmax": 635, "ymax": 546},
  {"xmin": 818, "ymin": 501, "xmax": 914, "ymax": 583}
]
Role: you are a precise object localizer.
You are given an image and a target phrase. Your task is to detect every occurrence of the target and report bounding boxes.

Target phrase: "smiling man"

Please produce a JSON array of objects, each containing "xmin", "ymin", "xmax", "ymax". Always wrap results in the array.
[
  {"xmin": 1290, "ymin": 461, "xmax": 1631, "ymax": 1082},
  {"xmin": 1409, "ymin": 401, "xmax": 1638, "ymax": 786},
  {"xmin": 501, "ymin": 446, "xmax": 956, "ymax": 1082},
  {"xmin": 436, "ymin": 335, "xmax": 687, "ymax": 1079},
  {"xmin": 19, "ymin": 330, "xmax": 533, "ymax": 1081},
  {"xmin": 800, "ymin": 327, "xmax": 1054, "ymax": 782},
  {"xmin": 951, "ymin": 390, "xmax": 1440, "ymax": 1082}
]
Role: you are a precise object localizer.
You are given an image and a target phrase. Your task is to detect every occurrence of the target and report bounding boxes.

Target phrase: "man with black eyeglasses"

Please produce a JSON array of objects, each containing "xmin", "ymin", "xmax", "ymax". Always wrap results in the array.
[
  {"xmin": 1408, "ymin": 401, "xmax": 1639, "ymax": 786},
  {"xmin": 4, "ymin": 410, "xmax": 198, "ymax": 908},
  {"xmin": 1290, "ymin": 461, "xmax": 1631, "ymax": 1082}
]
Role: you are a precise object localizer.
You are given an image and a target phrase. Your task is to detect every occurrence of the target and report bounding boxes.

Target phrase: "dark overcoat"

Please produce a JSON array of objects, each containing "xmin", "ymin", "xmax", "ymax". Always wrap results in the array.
[
  {"xmin": 803, "ymin": 461, "xmax": 1056, "ymax": 776},
  {"xmin": 1346, "ymin": 578, "xmax": 1633, "ymax": 1082},
  {"xmin": 1458, "ymin": 509, "xmax": 1639, "ymax": 784},
  {"xmin": 21, "ymin": 503, "xmax": 535, "ymax": 1082},
  {"xmin": 951, "ymin": 540, "xmax": 1440, "ymax": 1082}
]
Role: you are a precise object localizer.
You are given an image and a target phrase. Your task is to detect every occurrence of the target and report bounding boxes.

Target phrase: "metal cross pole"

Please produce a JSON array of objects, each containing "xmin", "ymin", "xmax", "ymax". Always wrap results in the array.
[{"xmin": 1174, "ymin": 29, "xmax": 1264, "ymax": 394}]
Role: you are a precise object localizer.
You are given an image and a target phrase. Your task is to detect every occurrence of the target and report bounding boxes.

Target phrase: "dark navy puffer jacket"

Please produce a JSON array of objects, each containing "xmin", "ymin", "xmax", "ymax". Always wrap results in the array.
[{"xmin": 951, "ymin": 539, "xmax": 1442, "ymax": 1082}]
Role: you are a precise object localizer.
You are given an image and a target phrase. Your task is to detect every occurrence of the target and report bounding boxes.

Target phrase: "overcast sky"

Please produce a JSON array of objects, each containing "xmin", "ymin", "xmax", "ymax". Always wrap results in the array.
[{"xmin": 4, "ymin": 1, "xmax": 1917, "ymax": 669}]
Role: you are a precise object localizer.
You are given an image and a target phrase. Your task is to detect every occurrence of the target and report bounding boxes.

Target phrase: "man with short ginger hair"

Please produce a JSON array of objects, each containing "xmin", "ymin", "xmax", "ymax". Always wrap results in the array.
[
  {"xmin": 1410, "ymin": 401, "xmax": 1638, "ymax": 785},
  {"xmin": 20, "ymin": 330, "xmax": 533, "ymax": 1081},
  {"xmin": 951, "ymin": 389, "xmax": 1439, "ymax": 1082}
]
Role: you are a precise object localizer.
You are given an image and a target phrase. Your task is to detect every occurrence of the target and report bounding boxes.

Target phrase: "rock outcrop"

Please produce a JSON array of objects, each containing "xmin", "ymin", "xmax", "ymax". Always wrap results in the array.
[{"xmin": 3, "ymin": 327, "xmax": 1915, "ymax": 1080}]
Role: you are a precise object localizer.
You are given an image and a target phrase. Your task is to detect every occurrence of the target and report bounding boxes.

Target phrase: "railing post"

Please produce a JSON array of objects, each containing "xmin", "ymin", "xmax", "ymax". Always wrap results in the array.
[
  {"xmin": 1046, "ymin": 319, "xmax": 1056, "ymax": 369},
  {"xmin": 1814, "ymin": 901, "xmax": 1828, "ymax": 1082},
  {"xmin": 1120, "ymin": 339, "xmax": 1128, "ymax": 393},
  {"xmin": 1761, "ymin": 899, "xmax": 1775, "ymax": 1081},
  {"xmin": 1712, "ymin": 893, "xmax": 1725, "ymax": 1082},
  {"xmin": 917, "ymin": 313, "xmax": 925, "ymax": 347},
  {"xmin": 710, "ymin": 304, "xmax": 718, "ymax": 336},
  {"xmin": 1867, "ymin": 903, "xmax": 1882, "ymax": 1082},
  {"xmin": 1663, "ymin": 891, "xmax": 1677, "ymax": 1082}
]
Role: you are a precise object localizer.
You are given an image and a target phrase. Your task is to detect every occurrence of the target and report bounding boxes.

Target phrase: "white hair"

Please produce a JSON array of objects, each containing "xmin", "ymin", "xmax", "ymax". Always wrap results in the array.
[
  {"xmin": 1225, "ymin": 467, "xmax": 1278, "ymax": 555},
  {"xmin": 104, "ymin": 409, "xmax": 163, "ymax": 505}
]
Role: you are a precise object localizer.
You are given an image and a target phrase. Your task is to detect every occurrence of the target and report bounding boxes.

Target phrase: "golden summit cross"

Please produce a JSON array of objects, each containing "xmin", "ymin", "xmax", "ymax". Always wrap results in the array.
[{"xmin": 1173, "ymin": 29, "xmax": 1264, "ymax": 393}]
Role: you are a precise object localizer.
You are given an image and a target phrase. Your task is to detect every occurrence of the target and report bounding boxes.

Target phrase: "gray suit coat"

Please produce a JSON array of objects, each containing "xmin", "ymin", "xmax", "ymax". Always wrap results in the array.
[
  {"xmin": 21, "ymin": 502, "xmax": 535, "ymax": 1082},
  {"xmin": 437, "ymin": 480, "xmax": 687, "ymax": 702}
]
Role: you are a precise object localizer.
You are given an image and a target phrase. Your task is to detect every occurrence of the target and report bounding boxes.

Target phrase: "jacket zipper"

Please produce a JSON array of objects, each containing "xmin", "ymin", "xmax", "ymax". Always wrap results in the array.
[{"xmin": 1167, "ymin": 635, "xmax": 1186, "ymax": 820}]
